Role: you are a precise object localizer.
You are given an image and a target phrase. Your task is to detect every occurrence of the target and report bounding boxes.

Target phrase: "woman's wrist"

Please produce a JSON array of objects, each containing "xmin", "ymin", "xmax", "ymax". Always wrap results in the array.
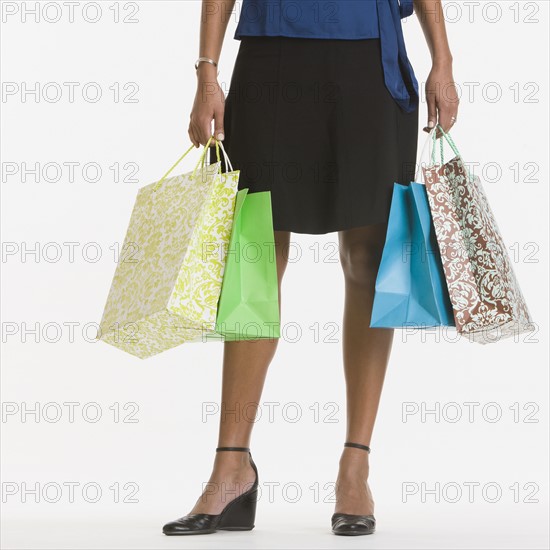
[
  {"xmin": 195, "ymin": 62, "xmax": 218, "ymax": 80},
  {"xmin": 431, "ymin": 53, "xmax": 453, "ymax": 70}
]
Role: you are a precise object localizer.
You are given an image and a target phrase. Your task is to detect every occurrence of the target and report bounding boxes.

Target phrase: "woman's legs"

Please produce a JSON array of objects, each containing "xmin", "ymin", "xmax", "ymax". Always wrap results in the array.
[
  {"xmin": 335, "ymin": 223, "xmax": 393, "ymax": 515},
  {"xmin": 189, "ymin": 230, "xmax": 291, "ymax": 515}
]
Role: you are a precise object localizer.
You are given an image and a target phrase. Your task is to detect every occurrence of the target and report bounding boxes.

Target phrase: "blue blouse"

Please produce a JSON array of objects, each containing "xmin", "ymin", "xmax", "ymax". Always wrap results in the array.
[{"xmin": 234, "ymin": 0, "xmax": 419, "ymax": 113}]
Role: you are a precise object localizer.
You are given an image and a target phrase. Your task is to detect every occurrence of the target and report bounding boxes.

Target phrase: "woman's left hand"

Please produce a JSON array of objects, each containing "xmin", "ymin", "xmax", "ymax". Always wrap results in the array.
[{"xmin": 423, "ymin": 64, "xmax": 460, "ymax": 136}]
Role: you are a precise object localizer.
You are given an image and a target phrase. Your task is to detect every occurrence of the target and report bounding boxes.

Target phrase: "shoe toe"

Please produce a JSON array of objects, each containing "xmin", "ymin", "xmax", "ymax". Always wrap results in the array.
[
  {"xmin": 331, "ymin": 513, "xmax": 376, "ymax": 535},
  {"xmin": 162, "ymin": 514, "xmax": 217, "ymax": 535}
]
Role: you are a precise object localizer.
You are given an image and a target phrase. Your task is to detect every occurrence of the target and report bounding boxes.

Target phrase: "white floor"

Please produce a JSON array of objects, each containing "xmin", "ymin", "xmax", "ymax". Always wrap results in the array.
[{"xmin": 2, "ymin": 512, "xmax": 548, "ymax": 550}]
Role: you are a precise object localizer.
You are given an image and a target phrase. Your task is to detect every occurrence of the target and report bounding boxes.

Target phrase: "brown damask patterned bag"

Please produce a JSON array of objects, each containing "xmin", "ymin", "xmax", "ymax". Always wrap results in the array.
[{"xmin": 420, "ymin": 127, "xmax": 533, "ymax": 344}]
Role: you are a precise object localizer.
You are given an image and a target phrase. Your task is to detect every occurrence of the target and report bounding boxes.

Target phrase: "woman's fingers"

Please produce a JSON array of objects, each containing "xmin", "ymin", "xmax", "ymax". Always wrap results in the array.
[
  {"xmin": 424, "ymin": 70, "xmax": 459, "ymax": 137},
  {"xmin": 213, "ymin": 107, "xmax": 225, "ymax": 142},
  {"xmin": 201, "ymin": 115, "xmax": 216, "ymax": 146},
  {"xmin": 188, "ymin": 114, "xmax": 201, "ymax": 147},
  {"xmin": 423, "ymin": 93, "xmax": 437, "ymax": 133},
  {"xmin": 188, "ymin": 121, "xmax": 199, "ymax": 148},
  {"xmin": 188, "ymin": 80, "xmax": 225, "ymax": 148},
  {"xmin": 437, "ymin": 105, "xmax": 458, "ymax": 134},
  {"xmin": 436, "ymin": 83, "xmax": 459, "ymax": 135}
]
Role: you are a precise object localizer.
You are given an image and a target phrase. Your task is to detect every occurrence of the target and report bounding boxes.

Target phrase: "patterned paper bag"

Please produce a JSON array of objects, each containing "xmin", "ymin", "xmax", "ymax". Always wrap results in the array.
[
  {"xmin": 421, "ymin": 126, "xmax": 533, "ymax": 343},
  {"xmin": 97, "ymin": 139, "xmax": 240, "ymax": 358}
]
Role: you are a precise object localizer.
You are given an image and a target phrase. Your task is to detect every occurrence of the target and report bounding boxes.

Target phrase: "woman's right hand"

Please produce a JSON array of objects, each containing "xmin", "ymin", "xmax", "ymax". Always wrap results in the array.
[{"xmin": 188, "ymin": 65, "xmax": 225, "ymax": 148}]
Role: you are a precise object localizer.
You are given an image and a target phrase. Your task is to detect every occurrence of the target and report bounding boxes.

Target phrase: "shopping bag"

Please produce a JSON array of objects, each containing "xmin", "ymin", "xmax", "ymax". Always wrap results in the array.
[
  {"xmin": 205, "ymin": 189, "xmax": 281, "ymax": 341},
  {"xmin": 370, "ymin": 181, "xmax": 455, "ymax": 328},
  {"xmin": 97, "ymin": 138, "xmax": 240, "ymax": 358},
  {"xmin": 421, "ymin": 125, "xmax": 533, "ymax": 343}
]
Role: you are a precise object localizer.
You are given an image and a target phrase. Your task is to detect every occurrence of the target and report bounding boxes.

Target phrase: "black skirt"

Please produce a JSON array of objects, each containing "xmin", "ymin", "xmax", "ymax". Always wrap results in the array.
[{"xmin": 211, "ymin": 35, "xmax": 419, "ymax": 234}]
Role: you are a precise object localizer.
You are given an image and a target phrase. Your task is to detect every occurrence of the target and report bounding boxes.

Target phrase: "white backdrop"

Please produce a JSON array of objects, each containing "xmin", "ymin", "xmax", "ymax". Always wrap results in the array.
[{"xmin": 1, "ymin": 1, "xmax": 548, "ymax": 549}]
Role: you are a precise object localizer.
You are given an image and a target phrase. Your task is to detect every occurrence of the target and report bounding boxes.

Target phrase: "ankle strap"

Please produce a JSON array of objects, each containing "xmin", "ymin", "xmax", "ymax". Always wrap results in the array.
[
  {"xmin": 344, "ymin": 442, "xmax": 371, "ymax": 453},
  {"xmin": 216, "ymin": 446, "xmax": 250, "ymax": 452}
]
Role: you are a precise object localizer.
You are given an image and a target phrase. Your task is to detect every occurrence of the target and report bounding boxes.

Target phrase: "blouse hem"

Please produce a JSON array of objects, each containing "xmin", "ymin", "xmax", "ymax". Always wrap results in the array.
[{"xmin": 234, "ymin": 31, "xmax": 381, "ymax": 41}]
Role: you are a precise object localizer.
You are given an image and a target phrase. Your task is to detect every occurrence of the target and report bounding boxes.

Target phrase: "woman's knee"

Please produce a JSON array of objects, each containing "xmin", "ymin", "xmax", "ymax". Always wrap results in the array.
[{"xmin": 339, "ymin": 228, "xmax": 386, "ymax": 285}]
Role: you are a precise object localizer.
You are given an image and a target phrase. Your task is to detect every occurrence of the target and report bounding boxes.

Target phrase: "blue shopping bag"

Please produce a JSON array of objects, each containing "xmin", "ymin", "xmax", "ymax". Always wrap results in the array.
[{"xmin": 370, "ymin": 182, "xmax": 455, "ymax": 328}]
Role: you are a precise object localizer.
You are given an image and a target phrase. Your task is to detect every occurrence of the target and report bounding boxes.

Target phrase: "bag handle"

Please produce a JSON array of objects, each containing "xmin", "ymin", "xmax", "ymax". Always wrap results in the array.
[
  {"xmin": 193, "ymin": 137, "xmax": 234, "ymax": 175},
  {"xmin": 430, "ymin": 124, "xmax": 460, "ymax": 165},
  {"xmin": 414, "ymin": 124, "xmax": 461, "ymax": 182},
  {"xmin": 152, "ymin": 138, "xmax": 234, "ymax": 192}
]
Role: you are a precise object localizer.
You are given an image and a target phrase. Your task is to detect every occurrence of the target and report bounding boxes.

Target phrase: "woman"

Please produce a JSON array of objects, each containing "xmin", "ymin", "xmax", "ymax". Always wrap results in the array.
[{"xmin": 164, "ymin": 0, "xmax": 459, "ymax": 536}]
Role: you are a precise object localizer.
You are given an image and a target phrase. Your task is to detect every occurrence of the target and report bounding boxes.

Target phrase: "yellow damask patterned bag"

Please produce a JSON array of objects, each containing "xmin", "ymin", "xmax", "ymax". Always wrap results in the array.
[{"xmin": 97, "ymin": 139, "xmax": 240, "ymax": 358}]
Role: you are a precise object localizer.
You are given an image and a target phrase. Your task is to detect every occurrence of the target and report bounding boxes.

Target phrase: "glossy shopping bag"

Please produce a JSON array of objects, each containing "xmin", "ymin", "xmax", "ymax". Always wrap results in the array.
[
  {"xmin": 206, "ymin": 189, "xmax": 280, "ymax": 341},
  {"xmin": 370, "ymin": 182, "xmax": 454, "ymax": 328},
  {"xmin": 97, "ymin": 139, "xmax": 240, "ymax": 358}
]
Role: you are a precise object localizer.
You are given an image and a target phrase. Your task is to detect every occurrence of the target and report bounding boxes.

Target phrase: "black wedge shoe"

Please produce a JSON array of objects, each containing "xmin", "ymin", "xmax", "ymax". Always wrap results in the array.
[
  {"xmin": 162, "ymin": 446, "xmax": 259, "ymax": 536},
  {"xmin": 331, "ymin": 442, "xmax": 376, "ymax": 536}
]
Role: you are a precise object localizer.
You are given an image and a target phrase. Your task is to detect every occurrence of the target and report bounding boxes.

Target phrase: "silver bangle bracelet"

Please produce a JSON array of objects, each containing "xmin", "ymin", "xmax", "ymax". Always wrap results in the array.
[{"xmin": 195, "ymin": 56, "xmax": 219, "ymax": 73}]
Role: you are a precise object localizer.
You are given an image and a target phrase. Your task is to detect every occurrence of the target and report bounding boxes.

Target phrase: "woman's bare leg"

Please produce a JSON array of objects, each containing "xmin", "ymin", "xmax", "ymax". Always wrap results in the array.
[
  {"xmin": 190, "ymin": 230, "xmax": 291, "ymax": 515},
  {"xmin": 335, "ymin": 223, "xmax": 393, "ymax": 515}
]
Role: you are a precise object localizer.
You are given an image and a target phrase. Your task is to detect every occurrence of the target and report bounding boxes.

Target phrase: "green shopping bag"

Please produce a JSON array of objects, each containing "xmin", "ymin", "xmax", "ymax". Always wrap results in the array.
[{"xmin": 207, "ymin": 189, "xmax": 280, "ymax": 341}]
